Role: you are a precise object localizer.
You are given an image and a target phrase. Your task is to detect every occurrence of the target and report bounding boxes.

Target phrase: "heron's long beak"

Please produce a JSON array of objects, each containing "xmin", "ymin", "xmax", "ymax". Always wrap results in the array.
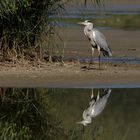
[
  {"xmin": 77, "ymin": 22, "xmax": 85, "ymax": 25},
  {"xmin": 76, "ymin": 121, "xmax": 83, "ymax": 124},
  {"xmin": 76, "ymin": 121, "xmax": 88, "ymax": 126}
]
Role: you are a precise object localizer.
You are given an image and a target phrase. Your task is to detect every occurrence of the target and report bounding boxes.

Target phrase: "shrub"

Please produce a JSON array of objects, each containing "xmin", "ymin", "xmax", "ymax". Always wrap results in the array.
[{"xmin": 0, "ymin": 0, "xmax": 63, "ymax": 61}]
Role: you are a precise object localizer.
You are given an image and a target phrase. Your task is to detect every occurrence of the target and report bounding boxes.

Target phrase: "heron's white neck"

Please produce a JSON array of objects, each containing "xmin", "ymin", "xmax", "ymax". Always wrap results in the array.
[
  {"xmin": 77, "ymin": 120, "xmax": 91, "ymax": 126},
  {"xmin": 77, "ymin": 117, "xmax": 92, "ymax": 126},
  {"xmin": 85, "ymin": 23, "xmax": 93, "ymax": 30},
  {"xmin": 84, "ymin": 23, "xmax": 93, "ymax": 36}
]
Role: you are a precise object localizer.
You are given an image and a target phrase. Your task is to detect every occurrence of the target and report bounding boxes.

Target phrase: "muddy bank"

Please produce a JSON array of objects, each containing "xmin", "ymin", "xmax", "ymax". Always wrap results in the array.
[{"xmin": 0, "ymin": 61, "xmax": 140, "ymax": 88}]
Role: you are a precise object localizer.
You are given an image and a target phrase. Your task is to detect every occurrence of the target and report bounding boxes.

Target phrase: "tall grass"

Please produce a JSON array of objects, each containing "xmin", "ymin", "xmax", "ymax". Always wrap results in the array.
[{"xmin": 0, "ymin": 0, "xmax": 63, "ymax": 61}]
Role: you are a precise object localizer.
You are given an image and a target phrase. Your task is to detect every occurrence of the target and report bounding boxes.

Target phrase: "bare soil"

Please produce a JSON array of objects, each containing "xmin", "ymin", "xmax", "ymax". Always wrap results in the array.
[{"xmin": 0, "ymin": 61, "xmax": 140, "ymax": 88}]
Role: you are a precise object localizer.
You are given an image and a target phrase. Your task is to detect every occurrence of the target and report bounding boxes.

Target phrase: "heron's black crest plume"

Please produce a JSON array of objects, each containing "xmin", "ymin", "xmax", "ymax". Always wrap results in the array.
[{"xmin": 85, "ymin": 20, "xmax": 91, "ymax": 23}]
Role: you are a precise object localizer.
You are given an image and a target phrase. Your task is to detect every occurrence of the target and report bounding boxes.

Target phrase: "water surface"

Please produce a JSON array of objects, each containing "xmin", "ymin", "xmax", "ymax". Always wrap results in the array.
[{"xmin": 0, "ymin": 88, "xmax": 140, "ymax": 140}]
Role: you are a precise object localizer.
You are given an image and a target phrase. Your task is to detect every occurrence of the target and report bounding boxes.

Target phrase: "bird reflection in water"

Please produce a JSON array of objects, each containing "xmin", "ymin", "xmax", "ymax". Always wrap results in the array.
[{"xmin": 77, "ymin": 89, "xmax": 111, "ymax": 130}]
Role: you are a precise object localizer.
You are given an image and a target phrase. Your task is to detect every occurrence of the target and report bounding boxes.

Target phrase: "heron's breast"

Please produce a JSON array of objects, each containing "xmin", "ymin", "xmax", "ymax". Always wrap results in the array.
[
  {"xmin": 91, "ymin": 108, "xmax": 95, "ymax": 115},
  {"xmin": 92, "ymin": 31, "xmax": 96, "ymax": 38},
  {"xmin": 91, "ymin": 41, "xmax": 97, "ymax": 48}
]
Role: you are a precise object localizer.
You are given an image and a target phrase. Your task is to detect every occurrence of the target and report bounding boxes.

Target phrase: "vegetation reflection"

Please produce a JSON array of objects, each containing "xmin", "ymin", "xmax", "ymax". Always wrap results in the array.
[
  {"xmin": 0, "ymin": 88, "xmax": 65, "ymax": 140},
  {"xmin": 0, "ymin": 88, "xmax": 140, "ymax": 140}
]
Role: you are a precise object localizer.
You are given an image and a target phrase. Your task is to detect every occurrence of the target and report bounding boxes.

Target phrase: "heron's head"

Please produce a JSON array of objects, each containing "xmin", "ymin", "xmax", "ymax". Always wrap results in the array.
[{"xmin": 78, "ymin": 20, "xmax": 93, "ymax": 26}]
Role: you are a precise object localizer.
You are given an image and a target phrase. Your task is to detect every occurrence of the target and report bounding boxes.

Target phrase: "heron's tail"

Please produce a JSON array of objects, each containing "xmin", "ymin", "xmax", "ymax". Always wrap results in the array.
[
  {"xmin": 101, "ymin": 89, "xmax": 111, "ymax": 97},
  {"xmin": 103, "ymin": 46, "xmax": 112, "ymax": 57}
]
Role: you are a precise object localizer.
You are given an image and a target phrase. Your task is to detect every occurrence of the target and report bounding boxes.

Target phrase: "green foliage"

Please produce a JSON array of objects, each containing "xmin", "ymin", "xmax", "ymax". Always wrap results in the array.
[
  {"xmin": 0, "ymin": 122, "xmax": 31, "ymax": 140},
  {"xmin": 0, "ymin": 0, "xmax": 63, "ymax": 60}
]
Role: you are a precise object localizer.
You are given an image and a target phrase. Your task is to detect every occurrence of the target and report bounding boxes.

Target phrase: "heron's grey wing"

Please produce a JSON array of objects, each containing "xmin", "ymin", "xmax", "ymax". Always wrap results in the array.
[
  {"xmin": 89, "ymin": 97, "xmax": 96, "ymax": 106},
  {"xmin": 93, "ymin": 29, "xmax": 108, "ymax": 50},
  {"xmin": 84, "ymin": 27, "xmax": 96, "ymax": 47},
  {"xmin": 103, "ymin": 89, "xmax": 111, "ymax": 97},
  {"xmin": 92, "ymin": 92, "xmax": 110, "ymax": 117},
  {"xmin": 93, "ymin": 29, "xmax": 112, "ymax": 56}
]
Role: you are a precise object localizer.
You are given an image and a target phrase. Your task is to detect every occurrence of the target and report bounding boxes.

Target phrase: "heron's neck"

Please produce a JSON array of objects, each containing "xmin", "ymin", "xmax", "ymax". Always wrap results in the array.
[
  {"xmin": 79, "ymin": 119, "xmax": 92, "ymax": 126},
  {"xmin": 86, "ymin": 24, "xmax": 93, "ymax": 31},
  {"xmin": 84, "ymin": 24, "xmax": 93, "ymax": 36},
  {"xmin": 84, "ymin": 116, "xmax": 92, "ymax": 123}
]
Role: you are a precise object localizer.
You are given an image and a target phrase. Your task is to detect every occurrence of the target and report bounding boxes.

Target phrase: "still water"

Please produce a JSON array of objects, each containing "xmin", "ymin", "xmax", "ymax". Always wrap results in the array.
[
  {"xmin": 0, "ymin": 88, "xmax": 140, "ymax": 140},
  {"xmin": 57, "ymin": 3, "xmax": 140, "ymax": 27}
]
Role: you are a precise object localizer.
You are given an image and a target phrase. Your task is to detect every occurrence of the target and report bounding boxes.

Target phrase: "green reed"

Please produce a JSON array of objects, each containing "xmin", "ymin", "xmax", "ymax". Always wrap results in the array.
[{"xmin": 0, "ymin": 0, "xmax": 63, "ymax": 61}]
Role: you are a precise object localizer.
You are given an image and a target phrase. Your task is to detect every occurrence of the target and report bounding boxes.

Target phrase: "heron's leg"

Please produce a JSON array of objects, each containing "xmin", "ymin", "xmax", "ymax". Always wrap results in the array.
[
  {"xmin": 91, "ymin": 89, "xmax": 94, "ymax": 99},
  {"xmin": 88, "ymin": 47, "xmax": 94, "ymax": 68},
  {"xmin": 91, "ymin": 47, "xmax": 94, "ymax": 64},
  {"xmin": 105, "ymin": 57, "xmax": 109, "ymax": 69},
  {"xmin": 97, "ymin": 46, "xmax": 101, "ymax": 69},
  {"xmin": 97, "ymin": 90, "xmax": 100, "ymax": 101}
]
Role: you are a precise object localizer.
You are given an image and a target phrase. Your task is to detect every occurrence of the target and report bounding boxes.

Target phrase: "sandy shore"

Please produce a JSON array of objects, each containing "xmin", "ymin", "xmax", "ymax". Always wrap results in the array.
[{"xmin": 0, "ymin": 61, "xmax": 140, "ymax": 88}]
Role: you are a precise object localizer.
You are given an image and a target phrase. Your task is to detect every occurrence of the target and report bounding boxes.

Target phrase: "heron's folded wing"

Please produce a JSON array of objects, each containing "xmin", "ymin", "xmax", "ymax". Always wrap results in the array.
[{"xmin": 93, "ymin": 29, "xmax": 109, "ymax": 51}]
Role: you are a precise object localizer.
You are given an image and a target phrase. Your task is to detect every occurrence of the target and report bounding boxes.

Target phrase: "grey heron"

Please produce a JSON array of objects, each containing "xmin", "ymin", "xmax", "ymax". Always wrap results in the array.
[
  {"xmin": 78, "ymin": 20, "xmax": 112, "ymax": 69},
  {"xmin": 77, "ymin": 89, "xmax": 111, "ymax": 126}
]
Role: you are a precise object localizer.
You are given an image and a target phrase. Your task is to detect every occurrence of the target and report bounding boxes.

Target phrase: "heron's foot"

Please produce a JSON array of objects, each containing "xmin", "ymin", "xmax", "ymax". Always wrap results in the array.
[
  {"xmin": 89, "ymin": 60, "xmax": 95, "ymax": 65},
  {"xmin": 60, "ymin": 60, "xmax": 65, "ymax": 66},
  {"xmin": 97, "ymin": 63, "xmax": 108, "ymax": 70},
  {"xmin": 88, "ymin": 61, "xmax": 95, "ymax": 69}
]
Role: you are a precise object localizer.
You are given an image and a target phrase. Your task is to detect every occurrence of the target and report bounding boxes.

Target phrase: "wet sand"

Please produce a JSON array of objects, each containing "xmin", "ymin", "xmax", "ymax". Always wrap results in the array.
[{"xmin": 0, "ymin": 61, "xmax": 140, "ymax": 88}]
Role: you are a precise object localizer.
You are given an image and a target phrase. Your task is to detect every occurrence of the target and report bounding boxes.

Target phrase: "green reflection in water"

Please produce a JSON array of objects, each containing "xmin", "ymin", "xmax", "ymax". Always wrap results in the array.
[
  {"xmin": 0, "ymin": 88, "xmax": 140, "ymax": 140},
  {"xmin": 0, "ymin": 88, "xmax": 65, "ymax": 140}
]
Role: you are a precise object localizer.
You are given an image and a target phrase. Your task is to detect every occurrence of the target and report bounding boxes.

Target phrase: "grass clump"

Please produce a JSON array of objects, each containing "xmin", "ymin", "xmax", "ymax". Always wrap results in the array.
[{"xmin": 0, "ymin": 0, "xmax": 63, "ymax": 62}]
